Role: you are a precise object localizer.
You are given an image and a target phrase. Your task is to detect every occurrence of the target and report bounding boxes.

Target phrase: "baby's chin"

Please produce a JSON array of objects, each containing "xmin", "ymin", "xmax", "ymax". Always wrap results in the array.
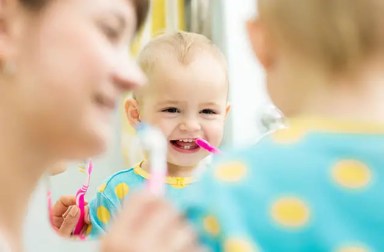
[
  {"xmin": 167, "ymin": 158, "xmax": 200, "ymax": 170},
  {"xmin": 168, "ymin": 151, "xmax": 210, "ymax": 167}
]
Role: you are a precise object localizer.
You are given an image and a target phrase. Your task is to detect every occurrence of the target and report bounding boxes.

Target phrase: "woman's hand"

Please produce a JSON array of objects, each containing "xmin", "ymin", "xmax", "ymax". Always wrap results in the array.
[{"xmin": 101, "ymin": 191, "xmax": 203, "ymax": 252}]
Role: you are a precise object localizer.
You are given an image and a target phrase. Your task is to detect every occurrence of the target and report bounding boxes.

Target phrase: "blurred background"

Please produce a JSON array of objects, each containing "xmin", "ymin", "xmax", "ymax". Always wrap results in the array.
[{"xmin": 23, "ymin": 1, "xmax": 277, "ymax": 251}]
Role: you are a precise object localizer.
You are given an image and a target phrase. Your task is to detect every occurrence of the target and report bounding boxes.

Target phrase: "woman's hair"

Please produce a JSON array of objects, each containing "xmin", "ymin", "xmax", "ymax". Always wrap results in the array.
[
  {"xmin": 258, "ymin": 0, "xmax": 384, "ymax": 73},
  {"xmin": 19, "ymin": 0, "xmax": 149, "ymax": 31}
]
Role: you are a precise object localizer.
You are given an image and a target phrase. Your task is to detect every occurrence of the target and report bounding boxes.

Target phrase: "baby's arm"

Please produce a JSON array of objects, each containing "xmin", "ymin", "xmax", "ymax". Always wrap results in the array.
[{"xmin": 87, "ymin": 184, "xmax": 121, "ymax": 238}]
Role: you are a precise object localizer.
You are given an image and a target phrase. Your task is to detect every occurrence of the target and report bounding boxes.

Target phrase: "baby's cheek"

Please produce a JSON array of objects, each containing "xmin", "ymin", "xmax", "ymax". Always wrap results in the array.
[
  {"xmin": 207, "ymin": 124, "xmax": 225, "ymax": 145},
  {"xmin": 149, "ymin": 119, "xmax": 173, "ymax": 135}
]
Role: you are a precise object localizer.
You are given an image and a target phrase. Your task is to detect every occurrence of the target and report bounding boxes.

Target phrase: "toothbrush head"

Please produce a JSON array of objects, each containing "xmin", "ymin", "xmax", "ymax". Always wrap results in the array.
[
  {"xmin": 195, "ymin": 138, "xmax": 221, "ymax": 154},
  {"xmin": 136, "ymin": 123, "xmax": 167, "ymax": 151},
  {"xmin": 78, "ymin": 160, "xmax": 93, "ymax": 175},
  {"xmin": 87, "ymin": 160, "xmax": 93, "ymax": 175}
]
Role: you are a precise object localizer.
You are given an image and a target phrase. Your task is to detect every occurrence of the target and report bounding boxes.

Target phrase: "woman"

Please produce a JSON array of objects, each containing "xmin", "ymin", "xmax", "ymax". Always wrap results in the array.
[{"xmin": 0, "ymin": 0, "xmax": 199, "ymax": 251}]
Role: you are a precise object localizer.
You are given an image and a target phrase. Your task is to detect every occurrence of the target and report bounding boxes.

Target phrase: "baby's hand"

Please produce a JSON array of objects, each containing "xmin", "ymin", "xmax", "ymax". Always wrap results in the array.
[{"xmin": 51, "ymin": 195, "xmax": 90, "ymax": 237}]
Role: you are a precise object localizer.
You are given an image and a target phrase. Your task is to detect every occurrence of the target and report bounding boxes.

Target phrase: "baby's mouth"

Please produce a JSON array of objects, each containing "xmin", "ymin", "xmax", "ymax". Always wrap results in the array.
[{"xmin": 170, "ymin": 138, "xmax": 199, "ymax": 151}]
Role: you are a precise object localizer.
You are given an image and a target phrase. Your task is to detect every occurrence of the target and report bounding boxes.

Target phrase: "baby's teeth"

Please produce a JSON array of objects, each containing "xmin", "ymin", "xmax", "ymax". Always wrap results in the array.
[{"xmin": 179, "ymin": 139, "xmax": 193, "ymax": 143}]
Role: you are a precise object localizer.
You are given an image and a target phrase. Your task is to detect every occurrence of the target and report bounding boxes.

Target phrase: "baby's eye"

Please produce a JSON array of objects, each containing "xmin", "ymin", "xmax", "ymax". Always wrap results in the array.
[
  {"xmin": 161, "ymin": 107, "xmax": 180, "ymax": 113},
  {"xmin": 200, "ymin": 109, "xmax": 217, "ymax": 115}
]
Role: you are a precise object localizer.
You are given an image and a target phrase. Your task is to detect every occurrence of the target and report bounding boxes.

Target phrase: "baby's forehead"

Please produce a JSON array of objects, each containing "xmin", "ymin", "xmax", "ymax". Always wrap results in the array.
[
  {"xmin": 151, "ymin": 63, "xmax": 226, "ymax": 87},
  {"xmin": 135, "ymin": 76, "xmax": 229, "ymax": 105},
  {"xmin": 136, "ymin": 50, "xmax": 228, "ymax": 98}
]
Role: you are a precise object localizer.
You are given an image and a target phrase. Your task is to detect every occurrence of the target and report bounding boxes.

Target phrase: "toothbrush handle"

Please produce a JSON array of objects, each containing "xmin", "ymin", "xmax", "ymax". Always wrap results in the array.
[
  {"xmin": 73, "ymin": 192, "xmax": 85, "ymax": 236},
  {"xmin": 72, "ymin": 160, "xmax": 92, "ymax": 238},
  {"xmin": 148, "ymin": 170, "xmax": 166, "ymax": 196},
  {"xmin": 147, "ymin": 149, "xmax": 167, "ymax": 196}
]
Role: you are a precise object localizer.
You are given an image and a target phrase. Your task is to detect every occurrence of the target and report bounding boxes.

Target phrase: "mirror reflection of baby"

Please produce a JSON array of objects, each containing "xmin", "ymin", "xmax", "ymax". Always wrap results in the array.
[{"xmin": 52, "ymin": 31, "xmax": 230, "ymax": 238}]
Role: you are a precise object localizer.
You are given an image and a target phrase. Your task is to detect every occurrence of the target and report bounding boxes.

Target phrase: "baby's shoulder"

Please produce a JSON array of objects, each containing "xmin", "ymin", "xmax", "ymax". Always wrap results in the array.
[{"xmin": 98, "ymin": 167, "xmax": 145, "ymax": 194}]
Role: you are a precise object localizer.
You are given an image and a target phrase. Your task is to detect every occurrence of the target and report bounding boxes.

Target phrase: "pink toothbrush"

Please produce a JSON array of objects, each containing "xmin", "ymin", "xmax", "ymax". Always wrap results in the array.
[
  {"xmin": 195, "ymin": 138, "xmax": 221, "ymax": 154},
  {"xmin": 136, "ymin": 123, "xmax": 167, "ymax": 196},
  {"xmin": 73, "ymin": 160, "xmax": 93, "ymax": 238}
]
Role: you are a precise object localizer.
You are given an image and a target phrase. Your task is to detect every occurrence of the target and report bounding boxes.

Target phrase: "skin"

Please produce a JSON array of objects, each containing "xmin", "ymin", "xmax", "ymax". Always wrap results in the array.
[{"xmin": 246, "ymin": 18, "xmax": 384, "ymax": 121}]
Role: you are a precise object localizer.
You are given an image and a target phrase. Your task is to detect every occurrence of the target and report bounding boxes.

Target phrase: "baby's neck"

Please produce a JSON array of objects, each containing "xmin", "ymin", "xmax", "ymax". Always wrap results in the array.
[
  {"xmin": 141, "ymin": 160, "xmax": 196, "ymax": 177},
  {"xmin": 294, "ymin": 59, "xmax": 384, "ymax": 122},
  {"xmin": 166, "ymin": 162, "xmax": 196, "ymax": 177}
]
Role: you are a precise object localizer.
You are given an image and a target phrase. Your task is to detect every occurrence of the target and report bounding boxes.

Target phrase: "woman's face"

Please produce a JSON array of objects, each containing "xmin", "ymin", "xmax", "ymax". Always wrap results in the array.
[{"xmin": 9, "ymin": 0, "xmax": 145, "ymax": 159}]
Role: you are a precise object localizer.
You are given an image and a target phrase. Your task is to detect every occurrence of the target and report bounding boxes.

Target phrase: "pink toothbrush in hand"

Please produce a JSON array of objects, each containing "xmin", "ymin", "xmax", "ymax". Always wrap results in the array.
[
  {"xmin": 73, "ymin": 159, "xmax": 93, "ymax": 238},
  {"xmin": 195, "ymin": 138, "xmax": 221, "ymax": 154}
]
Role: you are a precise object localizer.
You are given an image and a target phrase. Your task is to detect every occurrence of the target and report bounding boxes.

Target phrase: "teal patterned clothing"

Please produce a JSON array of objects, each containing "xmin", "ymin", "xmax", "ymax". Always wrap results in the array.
[
  {"xmin": 87, "ymin": 162, "xmax": 196, "ymax": 238},
  {"xmin": 183, "ymin": 117, "xmax": 384, "ymax": 252}
]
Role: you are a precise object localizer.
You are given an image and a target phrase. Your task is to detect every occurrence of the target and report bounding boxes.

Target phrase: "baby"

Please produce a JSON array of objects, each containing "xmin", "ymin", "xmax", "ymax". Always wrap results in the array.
[{"xmin": 86, "ymin": 31, "xmax": 231, "ymax": 237}]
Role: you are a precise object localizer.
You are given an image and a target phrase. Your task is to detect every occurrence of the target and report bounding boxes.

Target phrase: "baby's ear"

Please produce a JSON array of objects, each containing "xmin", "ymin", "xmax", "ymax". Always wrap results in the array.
[
  {"xmin": 246, "ymin": 18, "xmax": 275, "ymax": 70},
  {"xmin": 124, "ymin": 98, "xmax": 141, "ymax": 127}
]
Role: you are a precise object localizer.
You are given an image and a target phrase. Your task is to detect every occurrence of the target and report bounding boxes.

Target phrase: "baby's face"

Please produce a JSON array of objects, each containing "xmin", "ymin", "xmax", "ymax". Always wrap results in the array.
[{"xmin": 139, "ymin": 53, "xmax": 229, "ymax": 168}]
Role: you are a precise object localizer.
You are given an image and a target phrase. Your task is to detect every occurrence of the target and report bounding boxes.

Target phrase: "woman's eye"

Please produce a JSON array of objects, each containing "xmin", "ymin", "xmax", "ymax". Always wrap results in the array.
[
  {"xmin": 98, "ymin": 20, "xmax": 121, "ymax": 42},
  {"xmin": 161, "ymin": 107, "xmax": 180, "ymax": 113},
  {"xmin": 201, "ymin": 109, "xmax": 217, "ymax": 115}
]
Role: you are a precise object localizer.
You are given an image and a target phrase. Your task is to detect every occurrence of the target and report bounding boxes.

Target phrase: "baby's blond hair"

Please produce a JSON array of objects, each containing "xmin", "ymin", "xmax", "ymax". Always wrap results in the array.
[
  {"xmin": 138, "ymin": 31, "xmax": 227, "ymax": 76},
  {"xmin": 134, "ymin": 32, "xmax": 228, "ymax": 102},
  {"xmin": 258, "ymin": 0, "xmax": 384, "ymax": 73}
]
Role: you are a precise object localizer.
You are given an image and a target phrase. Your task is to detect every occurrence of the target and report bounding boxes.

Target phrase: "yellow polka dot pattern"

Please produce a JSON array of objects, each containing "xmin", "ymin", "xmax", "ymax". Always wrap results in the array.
[
  {"xmin": 114, "ymin": 183, "xmax": 130, "ymax": 200},
  {"xmin": 224, "ymin": 238, "xmax": 258, "ymax": 252},
  {"xmin": 203, "ymin": 215, "xmax": 220, "ymax": 236},
  {"xmin": 97, "ymin": 183, "xmax": 107, "ymax": 193},
  {"xmin": 97, "ymin": 206, "xmax": 111, "ymax": 224},
  {"xmin": 214, "ymin": 161, "xmax": 248, "ymax": 183},
  {"xmin": 271, "ymin": 197, "xmax": 310, "ymax": 228},
  {"xmin": 335, "ymin": 244, "xmax": 370, "ymax": 252},
  {"xmin": 332, "ymin": 160, "xmax": 372, "ymax": 189},
  {"xmin": 272, "ymin": 127, "xmax": 306, "ymax": 144}
]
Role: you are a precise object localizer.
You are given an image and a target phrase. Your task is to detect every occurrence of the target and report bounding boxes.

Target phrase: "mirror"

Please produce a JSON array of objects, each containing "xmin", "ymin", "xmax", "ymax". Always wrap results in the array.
[{"xmin": 25, "ymin": 0, "xmax": 281, "ymax": 246}]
